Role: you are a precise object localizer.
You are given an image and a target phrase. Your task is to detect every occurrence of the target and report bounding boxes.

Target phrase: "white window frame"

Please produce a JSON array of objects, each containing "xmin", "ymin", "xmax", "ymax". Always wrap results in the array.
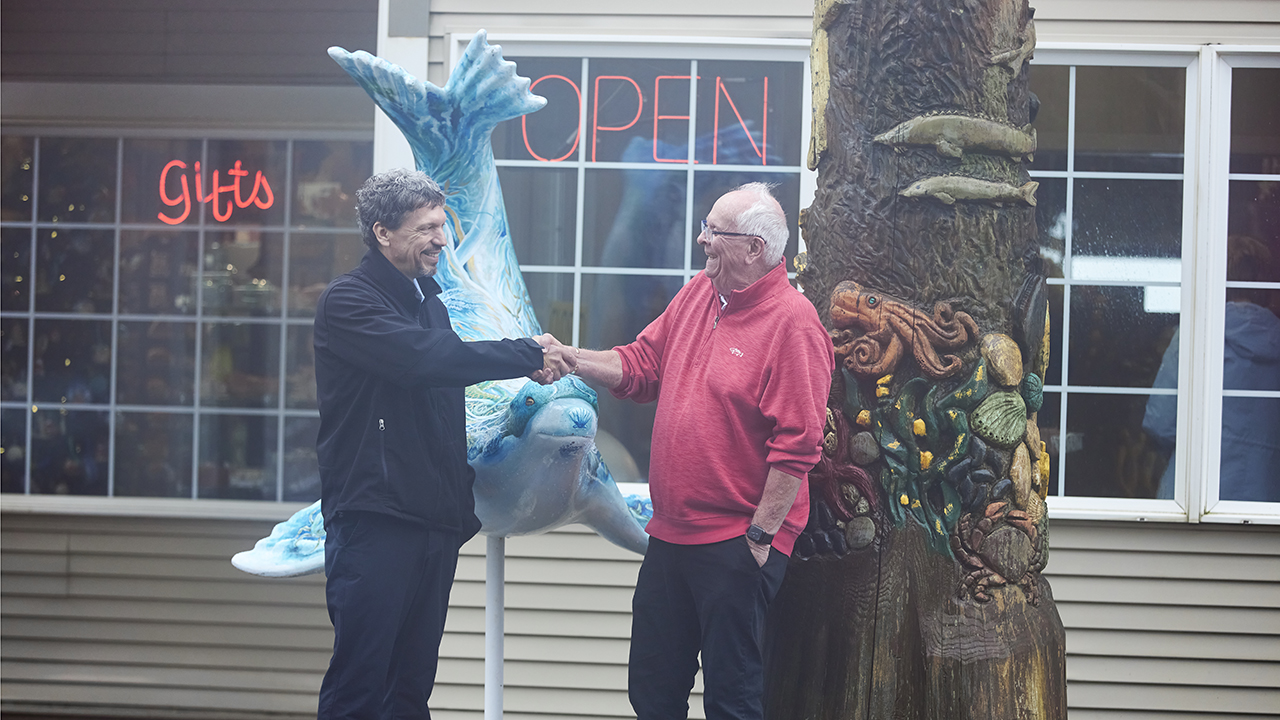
[{"xmin": 1031, "ymin": 44, "xmax": 1279, "ymax": 525}]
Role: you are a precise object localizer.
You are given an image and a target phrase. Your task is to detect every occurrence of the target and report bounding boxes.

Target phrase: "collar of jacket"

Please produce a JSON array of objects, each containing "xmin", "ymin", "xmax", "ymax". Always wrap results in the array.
[
  {"xmin": 359, "ymin": 248, "xmax": 443, "ymax": 313},
  {"xmin": 717, "ymin": 261, "xmax": 792, "ymax": 312}
]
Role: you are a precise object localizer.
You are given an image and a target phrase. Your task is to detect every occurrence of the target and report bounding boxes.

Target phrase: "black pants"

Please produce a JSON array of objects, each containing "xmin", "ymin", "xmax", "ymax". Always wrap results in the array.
[
  {"xmin": 629, "ymin": 536, "xmax": 788, "ymax": 720},
  {"xmin": 318, "ymin": 511, "xmax": 461, "ymax": 720}
]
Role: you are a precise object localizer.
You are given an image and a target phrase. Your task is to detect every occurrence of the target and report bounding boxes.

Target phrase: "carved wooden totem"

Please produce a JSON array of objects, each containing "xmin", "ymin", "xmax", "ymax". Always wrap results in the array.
[{"xmin": 763, "ymin": 0, "xmax": 1067, "ymax": 718}]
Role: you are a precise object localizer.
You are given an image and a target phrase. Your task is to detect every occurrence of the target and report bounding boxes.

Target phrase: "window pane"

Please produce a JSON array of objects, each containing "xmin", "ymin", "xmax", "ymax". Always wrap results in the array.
[
  {"xmin": 198, "ymin": 413, "xmax": 277, "ymax": 499},
  {"xmin": 3, "ymin": 227, "xmax": 31, "ymax": 311},
  {"xmin": 1074, "ymin": 66, "xmax": 1185, "ymax": 173},
  {"xmin": 32, "ymin": 319, "xmax": 112, "ymax": 404},
  {"xmin": 1219, "ymin": 397, "xmax": 1280, "ymax": 502},
  {"xmin": 30, "ymin": 408, "xmax": 109, "ymax": 496},
  {"xmin": 114, "ymin": 411, "xmax": 194, "ymax": 497},
  {"xmin": 2, "ymin": 136, "xmax": 35, "ymax": 222},
  {"xmin": 203, "ymin": 230, "xmax": 283, "ymax": 317},
  {"xmin": 494, "ymin": 57, "xmax": 583, "ymax": 162},
  {"xmin": 2, "ymin": 317, "xmax": 28, "ymax": 401},
  {"xmin": 581, "ymin": 272, "xmax": 684, "ymax": 479},
  {"xmin": 1028, "ymin": 64, "xmax": 1068, "ymax": 172},
  {"xmin": 1038, "ymin": 391, "xmax": 1062, "ymax": 496},
  {"xmin": 522, "ymin": 272, "xmax": 574, "ymax": 341},
  {"xmin": 1035, "ymin": 178, "xmax": 1067, "ymax": 270},
  {"xmin": 1226, "ymin": 181, "xmax": 1280, "ymax": 283},
  {"xmin": 499, "ymin": 166, "xmax": 577, "ymax": 267},
  {"xmin": 1229, "ymin": 68, "xmax": 1280, "ymax": 175},
  {"xmin": 119, "ymin": 230, "xmax": 199, "ymax": 315},
  {"xmin": 1069, "ymin": 285, "xmax": 1178, "ymax": 388},
  {"xmin": 37, "ymin": 137, "xmax": 117, "ymax": 224},
  {"xmin": 1066, "ymin": 393, "xmax": 1168, "ymax": 498},
  {"xmin": 695, "ymin": 60, "xmax": 804, "ymax": 167},
  {"xmin": 1, "ymin": 408, "xmax": 26, "ymax": 493},
  {"xmin": 285, "ymin": 324, "xmax": 316, "ymax": 409},
  {"xmin": 116, "ymin": 321, "xmax": 195, "ymax": 406},
  {"xmin": 204, "ymin": 140, "xmax": 287, "ymax": 226},
  {"xmin": 121, "ymin": 138, "xmax": 204, "ymax": 225},
  {"xmin": 1223, "ymin": 292, "xmax": 1280, "ymax": 394},
  {"xmin": 1045, "ymin": 283, "xmax": 1063, "ymax": 387},
  {"xmin": 291, "ymin": 140, "xmax": 373, "ymax": 228},
  {"xmin": 583, "ymin": 168, "xmax": 687, "ymax": 269},
  {"xmin": 288, "ymin": 233, "xmax": 365, "ymax": 317},
  {"xmin": 35, "ymin": 228, "xmax": 115, "ymax": 313},
  {"xmin": 691, "ymin": 171, "xmax": 801, "ymax": 268},
  {"xmin": 283, "ymin": 416, "xmax": 321, "ymax": 502},
  {"xmin": 200, "ymin": 322, "xmax": 280, "ymax": 408},
  {"xmin": 1072, "ymin": 179, "xmax": 1182, "ymax": 261}
]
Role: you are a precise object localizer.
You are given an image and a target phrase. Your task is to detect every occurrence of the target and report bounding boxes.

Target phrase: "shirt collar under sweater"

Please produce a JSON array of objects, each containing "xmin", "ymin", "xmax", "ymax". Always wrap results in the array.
[
  {"xmin": 714, "ymin": 261, "xmax": 791, "ymax": 313},
  {"xmin": 359, "ymin": 248, "xmax": 441, "ymax": 313}
]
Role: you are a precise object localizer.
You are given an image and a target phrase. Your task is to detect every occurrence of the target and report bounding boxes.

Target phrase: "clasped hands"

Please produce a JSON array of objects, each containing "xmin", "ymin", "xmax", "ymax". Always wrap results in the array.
[{"xmin": 528, "ymin": 333, "xmax": 578, "ymax": 385}]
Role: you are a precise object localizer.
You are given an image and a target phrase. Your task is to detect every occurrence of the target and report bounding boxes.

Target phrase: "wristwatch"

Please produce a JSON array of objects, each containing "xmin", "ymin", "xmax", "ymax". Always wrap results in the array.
[{"xmin": 746, "ymin": 524, "xmax": 774, "ymax": 545}]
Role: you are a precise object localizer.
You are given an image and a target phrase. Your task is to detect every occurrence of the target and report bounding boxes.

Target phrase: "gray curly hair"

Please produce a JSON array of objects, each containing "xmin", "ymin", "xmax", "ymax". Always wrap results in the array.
[
  {"xmin": 356, "ymin": 168, "xmax": 447, "ymax": 249},
  {"xmin": 730, "ymin": 182, "xmax": 788, "ymax": 266}
]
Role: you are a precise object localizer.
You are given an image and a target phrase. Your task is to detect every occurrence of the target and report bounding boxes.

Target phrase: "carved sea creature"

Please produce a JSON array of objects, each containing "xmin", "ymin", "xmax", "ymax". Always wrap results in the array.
[
  {"xmin": 980, "ymin": 333, "xmax": 1023, "ymax": 387},
  {"xmin": 952, "ymin": 500, "xmax": 1039, "ymax": 603},
  {"xmin": 971, "ymin": 390, "xmax": 1029, "ymax": 448},
  {"xmin": 873, "ymin": 114, "xmax": 1036, "ymax": 161},
  {"xmin": 231, "ymin": 33, "xmax": 649, "ymax": 578},
  {"xmin": 990, "ymin": 17, "xmax": 1036, "ymax": 72},
  {"xmin": 900, "ymin": 176, "xmax": 1038, "ymax": 207},
  {"xmin": 829, "ymin": 281, "xmax": 978, "ymax": 379}
]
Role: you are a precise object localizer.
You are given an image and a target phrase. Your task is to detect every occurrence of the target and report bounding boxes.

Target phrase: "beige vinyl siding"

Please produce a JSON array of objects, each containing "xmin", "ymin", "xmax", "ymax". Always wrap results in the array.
[{"xmin": 3, "ymin": 511, "xmax": 1278, "ymax": 720}]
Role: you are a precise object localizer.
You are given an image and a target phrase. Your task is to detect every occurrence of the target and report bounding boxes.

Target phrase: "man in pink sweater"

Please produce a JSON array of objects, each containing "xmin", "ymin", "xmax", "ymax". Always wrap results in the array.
[{"xmin": 569, "ymin": 183, "xmax": 834, "ymax": 720}]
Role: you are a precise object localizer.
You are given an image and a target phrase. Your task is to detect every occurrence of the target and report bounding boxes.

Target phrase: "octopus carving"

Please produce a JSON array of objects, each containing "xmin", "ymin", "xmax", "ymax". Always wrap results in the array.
[{"xmin": 829, "ymin": 281, "xmax": 980, "ymax": 379}]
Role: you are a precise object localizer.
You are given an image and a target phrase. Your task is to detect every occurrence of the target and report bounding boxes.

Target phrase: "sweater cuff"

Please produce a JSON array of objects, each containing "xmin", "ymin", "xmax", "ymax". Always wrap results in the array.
[{"xmin": 770, "ymin": 460, "xmax": 813, "ymax": 482}]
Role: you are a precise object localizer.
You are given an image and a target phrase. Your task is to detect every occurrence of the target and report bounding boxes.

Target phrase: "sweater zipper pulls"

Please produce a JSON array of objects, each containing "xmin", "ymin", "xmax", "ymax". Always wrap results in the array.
[{"xmin": 379, "ymin": 418, "xmax": 385, "ymax": 431}]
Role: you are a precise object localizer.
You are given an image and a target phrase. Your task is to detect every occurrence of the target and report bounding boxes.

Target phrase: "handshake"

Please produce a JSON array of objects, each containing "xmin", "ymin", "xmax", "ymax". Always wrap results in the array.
[{"xmin": 528, "ymin": 333, "xmax": 579, "ymax": 385}]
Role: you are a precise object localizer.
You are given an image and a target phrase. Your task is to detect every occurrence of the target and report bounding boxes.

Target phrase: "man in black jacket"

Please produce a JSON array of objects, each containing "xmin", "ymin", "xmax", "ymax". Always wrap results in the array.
[{"xmin": 314, "ymin": 169, "xmax": 574, "ymax": 719}]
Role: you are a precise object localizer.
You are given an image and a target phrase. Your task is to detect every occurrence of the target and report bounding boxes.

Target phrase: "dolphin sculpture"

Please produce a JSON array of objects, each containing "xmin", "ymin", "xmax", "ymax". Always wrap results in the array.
[{"xmin": 232, "ymin": 31, "xmax": 650, "ymax": 578}]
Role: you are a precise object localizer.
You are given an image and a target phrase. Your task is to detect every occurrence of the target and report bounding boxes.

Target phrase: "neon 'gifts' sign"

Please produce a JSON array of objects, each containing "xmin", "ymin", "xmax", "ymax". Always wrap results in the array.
[{"xmin": 158, "ymin": 160, "xmax": 275, "ymax": 225}]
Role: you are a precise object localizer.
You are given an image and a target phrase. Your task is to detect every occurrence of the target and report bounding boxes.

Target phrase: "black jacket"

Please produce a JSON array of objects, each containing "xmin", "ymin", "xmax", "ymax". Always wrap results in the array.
[{"xmin": 313, "ymin": 249, "xmax": 543, "ymax": 537}]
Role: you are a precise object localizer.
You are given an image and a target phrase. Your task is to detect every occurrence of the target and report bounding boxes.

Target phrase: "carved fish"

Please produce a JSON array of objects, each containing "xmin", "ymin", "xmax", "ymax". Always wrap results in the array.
[
  {"xmin": 990, "ymin": 18, "xmax": 1036, "ymax": 73},
  {"xmin": 231, "ymin": 32, "xmax": 650, "ymax": 578},
  {"xmin": 873, "ymin": 114, "xmax": 1036, "ymax": 161},
  {"xmin": 900, "ymin": 176, "xmax": 1038, "ymax": 207}
]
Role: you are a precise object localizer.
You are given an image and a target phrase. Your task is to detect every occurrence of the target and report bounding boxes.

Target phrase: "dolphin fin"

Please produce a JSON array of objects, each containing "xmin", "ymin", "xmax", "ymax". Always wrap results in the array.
[
  {"xmin": 577, "ymin": 448, "xmax": 649, "ymax": 555},
  {"xmin": 231, "ymin": 500, "xmax": 326, "ymax": 577},
  {"xmin": 1021, "ymin": 181, "xmax": 1039, "ymax": 207}
]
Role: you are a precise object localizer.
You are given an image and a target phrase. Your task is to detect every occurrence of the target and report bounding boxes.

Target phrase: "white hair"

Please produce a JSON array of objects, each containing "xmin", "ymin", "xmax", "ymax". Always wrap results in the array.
[{"xmin": 730, "ymin": 182, "xmax": 788, "ymax": 266}]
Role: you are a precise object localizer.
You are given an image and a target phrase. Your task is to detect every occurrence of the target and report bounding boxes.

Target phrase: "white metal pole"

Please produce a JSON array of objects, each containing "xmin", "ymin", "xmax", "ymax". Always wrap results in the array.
[{"xmin": 484, "ymin": 534, "xmax": 504, "ymax": 720}]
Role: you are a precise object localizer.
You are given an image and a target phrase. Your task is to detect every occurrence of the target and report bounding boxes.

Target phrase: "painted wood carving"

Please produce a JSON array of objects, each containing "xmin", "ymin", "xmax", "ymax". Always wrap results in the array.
[{"xmin": 764, "ymin": 0, "xmax": 1066, "ymax": 717}]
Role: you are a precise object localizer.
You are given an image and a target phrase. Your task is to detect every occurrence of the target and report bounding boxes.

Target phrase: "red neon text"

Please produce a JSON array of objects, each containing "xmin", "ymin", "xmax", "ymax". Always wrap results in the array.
[
  {"xmin": 519, "ymin": 73, "xmax": 770, "ymax": 165},
  {"xmin": 158, "ymin": 160, "xmax": 274, "ymax": 225}
]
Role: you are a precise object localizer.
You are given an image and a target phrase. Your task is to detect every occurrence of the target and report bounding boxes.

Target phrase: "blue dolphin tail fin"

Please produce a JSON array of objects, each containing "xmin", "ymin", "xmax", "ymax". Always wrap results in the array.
[
  {"xmin": 328, "ymin": 31, "xmax": 545, "ymax": 169},
  {"xmin": 231, "ymin": 500, "xmax": 326, "ymax": 577}
]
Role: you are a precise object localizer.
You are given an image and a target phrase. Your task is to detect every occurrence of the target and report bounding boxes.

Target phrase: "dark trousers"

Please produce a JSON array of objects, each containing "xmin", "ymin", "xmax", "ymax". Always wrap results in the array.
[
  {"xmin": 629, "ymin": 536, "xmax": 788, "ymax": 720},
  {"xmin": 318, "ymin": 511, "xmax": 461, "ymax": 720}
]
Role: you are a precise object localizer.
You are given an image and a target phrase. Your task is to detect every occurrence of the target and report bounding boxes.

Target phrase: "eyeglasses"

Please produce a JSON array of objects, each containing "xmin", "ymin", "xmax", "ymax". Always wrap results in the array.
[{"xmin": 700, "ymin": 219, "xmax": 758, "ymax": 239}]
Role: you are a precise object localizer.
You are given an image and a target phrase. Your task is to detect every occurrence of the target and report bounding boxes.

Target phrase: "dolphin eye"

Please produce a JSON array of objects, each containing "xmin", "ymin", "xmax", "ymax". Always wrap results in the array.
[
  {"xmin": 525, "ymin": 396, "xmax": 536, "ymax": 407},
  {"xmin": 867, "ymin": 296, "xmax": 878, "ymax": 307}
]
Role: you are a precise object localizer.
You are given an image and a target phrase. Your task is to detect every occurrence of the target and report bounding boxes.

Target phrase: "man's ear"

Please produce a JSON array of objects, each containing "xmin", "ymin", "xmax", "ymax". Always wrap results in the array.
[
  {"xmin": 749, "ymin": 236, "xmax": 766, "ymax": 263},
  {"xmin": 372, "ymin": 221, "xmax": 390, "ymax": 247}
]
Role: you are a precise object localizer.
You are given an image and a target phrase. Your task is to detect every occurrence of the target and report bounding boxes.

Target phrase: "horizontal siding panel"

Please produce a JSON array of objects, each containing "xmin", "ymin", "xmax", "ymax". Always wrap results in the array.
[
  {"xmin": 1, "ymin": 596, "xmax": 330, "ymax": 628},
  {"xmin": 64, "ymin": 575, "xmax": 326, "ymax": 604},
  {"xmin": 2, "ymin": 617, "xmax": 333, "ymax": 650},
  {"xmin": 1067, "ymin": 656, "xmax": 1280, "ymax": 688},
  {"xmin": 1047, "ymin": 549, "xmax": 1280, "ymax": 581},
  {"xmin": 1068, "ymin": 681, "xmax": 1280, "ymax": 714},
  {"xmin": 1, "ymin": 661, "xmax": 320, "ymax": 694},
  {"xmin": 1049, "ymin": 523, "xmax": 1280, "ymax": 556},
  {"xmin": 0, "ymin": 532, "xmax": 69, "ymax": 552},
  {"xmin": 1066, "ymin": 629, "xmax": 1280, "ymax": 662},
  {"xmin": 456, "ymin": 556, "xmax": 643, "ymax": 587},
  {"xmin": 1046, "ymin": 575, "xmax": 1279, "ymax": 608},
  {"xmin": 0, "ymin": 681, "xmax": 319, "ymax": 714},
  {"xmin": 1055, "ymin": 601, "xmax": 1279, "ymax": 635},
  {"xmin": 0, "ymin": 638, "xmax": 331, "ymax": 672}
]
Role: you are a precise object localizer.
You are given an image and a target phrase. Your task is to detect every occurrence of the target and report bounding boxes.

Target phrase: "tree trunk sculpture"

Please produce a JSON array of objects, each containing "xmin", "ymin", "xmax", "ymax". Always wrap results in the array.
[{"xmin": 763, "ymin": 0, "xmax": 1067, "ymax": 717}]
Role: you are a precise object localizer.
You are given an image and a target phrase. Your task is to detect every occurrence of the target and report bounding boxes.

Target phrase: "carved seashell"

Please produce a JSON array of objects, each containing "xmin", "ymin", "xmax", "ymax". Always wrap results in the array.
[
  {"xmin": 1025, "ymin": 417, "xmax": 1042, "ymax": 459},
  {"xmin": 1012, "ymin": 273, "xmax": 1047, "ymax": 374},
  {"xmin": 823, "ymin": 432, "xmax": 838, "ymax": 456},
  {"xmin": 1038, "ymin": 305, "xmax": 1051, "ymax": 379},
  {"xmin": 1037, "ymin": 449, "xmax": 1051, "ymax": 497},
  {"xmin": 1025, "ymin": 490, "xmax": 1046, "ymax": 524},
  {"xmin": 856, "ymin": 497, "xmax": 870, "ymax": 514},
  {"xmin": 980, "ymin": 526, "xmax": 1033, "ymax": 581},
  {"xmin": 1011, "ymin": 443, "xmax": 1032, "ymax": 508},
  {"xmin": 845, "ymin": 516, "xmax": 876, "ymax": 549},
  {"xmin": 981, "ymin": 333, "xmax": 1024, "ymax": 388},
  {"xmin": 1021, "ymin": 372, "xmax": 1044, "ymax": 412},
  {"xmin": 849, "ymin": 431, "xmax": 880, "ymax": 465},
  {"xmin": 971, "ymin": 391, "xmax": 1028, "ymax": 448}
]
